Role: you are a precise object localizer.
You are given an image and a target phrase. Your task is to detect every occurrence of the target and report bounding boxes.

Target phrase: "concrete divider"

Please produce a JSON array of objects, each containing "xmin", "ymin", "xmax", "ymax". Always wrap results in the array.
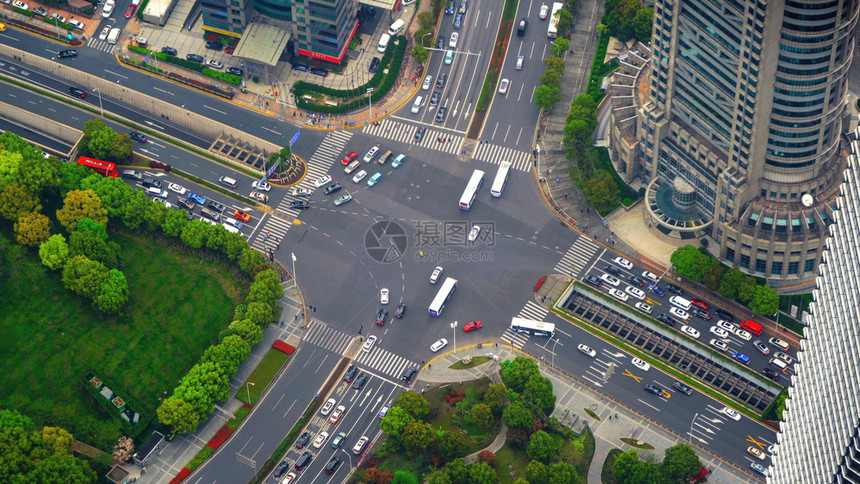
[{"xmin": 0, "ymin": 100, "xmax": 82, "ymax": 149}]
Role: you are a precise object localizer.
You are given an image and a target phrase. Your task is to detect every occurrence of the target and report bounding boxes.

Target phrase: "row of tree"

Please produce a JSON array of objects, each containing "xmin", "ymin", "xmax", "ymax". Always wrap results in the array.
[
  {"xmin": 611, "ymin": 445, "xmax": 702, "ymax": 484},
  {"xmin": 603, "ymin": 0, "xmax": 653, "ymax": 43},
  {"xmin": 671, "ymin": 245, "xmax": 780, "ymax": 316},
  {"xmin": 157, "ymin": 269, "xmax": 283, "ymax": 434},
  {"xmin": 534, "ymin": 38, "xmax": 569, "ymax": 113}
]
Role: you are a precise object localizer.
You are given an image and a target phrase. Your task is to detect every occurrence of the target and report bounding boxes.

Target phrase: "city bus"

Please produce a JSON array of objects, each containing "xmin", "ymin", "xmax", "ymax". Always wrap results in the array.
[
  {"xmin": 77, "ymin": 156, "xmax": 119, "ymax": 178},
  {"xmin": 509, "ymin": 317, "xmax": 555, "ymax": 337},
  {"xmin": 547, "ymin": 2, "xmax": 565, "ymax": 39},
  {"xmin": 490, "ymin": 161, "xmax": 512, "ymax": 198},
  {"xmin": 459, "ymin": 169, "xmax": 485, "ymax": 210},
  {"xmin": 428, "ymin": 277, "xmax": 458, "ymax": 317}
]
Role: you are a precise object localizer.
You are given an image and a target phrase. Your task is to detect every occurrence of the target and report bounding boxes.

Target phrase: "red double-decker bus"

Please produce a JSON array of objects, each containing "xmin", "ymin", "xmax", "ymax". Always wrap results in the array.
[{"xmin": 77, "ymin": 156, "xmax": 119, "ymax": 178}]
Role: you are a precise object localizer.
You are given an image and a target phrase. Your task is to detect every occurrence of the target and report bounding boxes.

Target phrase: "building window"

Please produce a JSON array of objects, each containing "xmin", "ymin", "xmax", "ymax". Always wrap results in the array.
[
  {"xmin": 788, "ymin": 261, "xmax": 799, "ymax": 274},
  {"xmin": 740, "ymin": 255, "xmax": 750, "ymax": 268},
  {"xmin": 755, "ymin": 259, "xmax": 767, "ymax": 272},
  {"xmin": 804, "ymin": 259, "xmax": 815, "ymax": 272},
  {"xmin": 726, "ymin": 247, "xmax": 735, "ymax": 262},
  {"xmin": 771, "ymin": 261, "xmax": 783, "ymax": 275}
]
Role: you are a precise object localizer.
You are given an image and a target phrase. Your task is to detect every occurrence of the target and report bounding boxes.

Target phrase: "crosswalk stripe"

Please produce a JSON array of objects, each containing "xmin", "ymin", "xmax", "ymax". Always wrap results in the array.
[
  {"xmin": 554, "ymin": 236, "xmax": 602, "ymax": 277},
  {"xmin": 361, "ymin": 119, "xmax": 463, "ymax": 155},
  {"xmin": 354, "ymin": 346, "xmax": 418, "ymax": 380},
  {"xmin": 86, "ymin": 38, "xmax": 116, "ymax": 54},
  {"xmin": 472, "ymin": 143, "xmax": 533, "ymax": 171},
  {"xmin": 518, "ymin": 301, "xmax": 548, "ymax": 321}
]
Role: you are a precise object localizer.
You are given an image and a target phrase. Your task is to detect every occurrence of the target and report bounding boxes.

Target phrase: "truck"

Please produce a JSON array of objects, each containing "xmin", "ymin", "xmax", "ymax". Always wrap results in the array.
[
  {"xmin": 106, "ymin": 27, "xmax": 121, "ymax": 45},
  {"xmin": 740, "ymin": 319, "xmax": 763, "ymax": 335}
]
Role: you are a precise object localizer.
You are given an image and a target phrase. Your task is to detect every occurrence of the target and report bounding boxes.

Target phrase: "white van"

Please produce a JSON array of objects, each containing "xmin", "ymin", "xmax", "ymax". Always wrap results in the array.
[
  {"xmin": 411, "ymin": 96, "xmax": 424, "ymax": 114},
  {"xmin": 669, "ymin": 296, "xmax": 692, "ymax": 311},
  {"xmin": 222, "ymin": 223, "xmax": 240, "ymax": 234},
  {"xmin": 107, "ymin": 28, "xmax": 121, "ymax": 45},
  {"xmin": 769, "ymin": 357, "xmax": 788, "ymax": 371},
  {"xmin": 388, "ymin": 19, "xmax": 405, "ymax": 36},
  {"xmin": 147, "ymin": 187, "xmax": 168, "ymax": 198},
  {"xmin": 377, "ymin": 34, "xmax": 391, "ymax": 53},
  {"xmin": 218, "ymin": 176, "xmax": 238, "ymax": 188}
]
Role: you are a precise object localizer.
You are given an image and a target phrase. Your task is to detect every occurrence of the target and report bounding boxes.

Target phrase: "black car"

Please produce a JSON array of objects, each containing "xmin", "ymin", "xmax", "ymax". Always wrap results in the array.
[
  {"xmin": 648, "ymin": 284, "xmax": 666, "ymax": 296},
  {"xmin": 343, "ymin": 364, "xmax": 358, "ymax": 382},
  {"xmin": 352, "ymin": 373, "xmax": 368, "ymax": 390},
  {"xmin": 692, "ymin": 308, "xmax": 711, "ymax": 321},
  {"xmin": 429, "ymin": 91, "xmax": 441, "ymax": 106},
  {"xmin": 177, "ymin": 197, "xmax": 195, "ymax": 210},
  {"xmin": 604, "ymin": 265, "xmax": 621, "ymax": 276},
  {"xmin": 672, "ymin": 381, "xmax": 693, "ymax": 395},
  {"xmin": 394, "ymin": 303, "xmax": 406, "ymax": 318},
  {"xmin": 325, "ymin": 456, "xmax": 342, "ymax": 474},
  {"xmin": 310, "ymin": 67, "xmax": 328, "ymax": 77},
  {"xmin": 656, "ymin": 313, "xmax": 676, "ymax": 326},
  {"xmin": 585, "ymin": 275, "xmax": 602, "ymax": 288},
  {"xmin": 129, "ymin": 132, "xmax": 147, "ymax": 143},
  {"xmin": 414, "ymin": 127, "xmax": 427, "ymax": 142},
  {"xmin": 294, "ymin": 451, "xmax": 312, "ymax": 471},
  {"xmin": 186, "ymin": 53, "xmax": 204, "ymax": 63},
  {"xmin": 207, "ymin": 200, "xmax": 226, "ymax": 213},
  {"xmin": 68, "ymin": 87, "xmax": 86, "ymax": 98},
  {"xmin": 762, "ymin": 368, "xmax": 780, "ymax": 381},
  {"xmin": 161, "ymin": 46, "xmax": 178, "ymax": 56},
  {"xmin": 58, "ymin": 49, "xmax": 77, "ymax": 58},
  {"xmin": 273, "ymin": 461, "xmax": 289, "ymax": 478},
  {"xmin": 375, "ymin": 309, "xmax": 388, "ymax": 325},
  {"xmin": 226, "ymin": 67, "xmax": 244, "ymax": 76},
  {"xmin": 401, "ymin": 368, "xmax": 417, "ymax": 383},
  {"xmin": 628, "ymin": 275, "xmax": 645, "ymax": 287},
  {"xmin": 665, "ymin": 283, "xmax": 684, "ymax": 296},
  {"xmin": 290, "ymin": 200, "xmax": 310, "ymax": 209},
  {"xmin": 292, "ymin": 63, "xmax": 310, "ymax": 72},
  {"xmin": 369, "ymin": 57, "xmax": 380, "ymax": 73},
  {"xmin": 435, "ymin": 106, "xmax": 448, "ymax": 122},
  {"xmin": 296, "ymin": 432, "xmax": 311, "ymax": 449},
  {"xmin": 517, "ymin": 18, "xmax": 527, "ymax": 36},
  {"xmin": 714, "ymin": 308, "xmax": 735, "ymax": 322},
  {"xmin": 436, "ymin": 73, "xmax": 447, "ymax": 88},
  {"xmin": 645, "ymin": 384, "xmax": 662, "ymax": 396},
  {"xmin": 436, "ymin": 35, "xmax": 445, "ymax": 49},
  {"xmin": 206, "ymin": 40, "xmax": 223, "ymax": 50},
  {"xmin": 324, "ymin": 182, "xmax": 342, "ymax": 195}
]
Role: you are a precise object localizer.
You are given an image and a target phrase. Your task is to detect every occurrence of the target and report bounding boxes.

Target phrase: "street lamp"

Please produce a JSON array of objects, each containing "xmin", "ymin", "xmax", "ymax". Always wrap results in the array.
[
  {"xmin": 366, "ymin": 88, "xmax": 374, "ymax": 122},
  {"xmin": 689, "ymin": 412, "xmax": 699, "ymax": 445},
  {"xmin": 340, "ymin": 448, "xmax": 354, "ymax": 468},
  {"xmin": 451, "ymin": 321, "xmax": 458, "ymax": 352},
  {"xmin": 93, "ymin": 88, "xmax": 103, "ymax": 116},
  {"xmin": 291, "ymin": 253, "xmax": 302, "ymax": 321},
  {"xmin": 246, "ymin": 382, "xmax": 255, "ymax": 404},
  {"xmin": 420, "ymin": 31, "xmax": 433, "ymax": 48},
  {"xmin": 550, "ymin": 338, "xmax": 560, "ymax": 370}
]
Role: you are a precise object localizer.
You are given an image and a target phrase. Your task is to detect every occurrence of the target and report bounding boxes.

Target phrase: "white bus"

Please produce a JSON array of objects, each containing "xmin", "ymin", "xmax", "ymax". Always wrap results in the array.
[
  {"xmin": 458, "ymin": 169, "xmax": 485, "ymax": 210},
  {"xmin": 490, "ymin": 161, "xmax": 512, "ymax": 198},
  {"xmin": 429, "ymin": 277, "xmax": 458, "ymax": 317},
  {"xmin": 547, "ymin": 2, "xmax": 565, "ymax": 39},
  {"xmin": 509, "ymin": 317, "xmax": 555, "ymax": 337}
]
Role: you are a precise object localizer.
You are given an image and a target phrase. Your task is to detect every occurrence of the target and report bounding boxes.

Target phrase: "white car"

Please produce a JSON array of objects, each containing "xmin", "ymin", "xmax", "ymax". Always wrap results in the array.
[
  {"xmin": 577, "ymin": 344, "xmax": 596, "ymax": 357},
  {"xmin": 207, "ymin": 59, "xmax": 223, "ymax": 69},
  {"xmin": 378, "ymin": 402, "xmax": 391, "ymax": 419},
  {"xmin": 380, "ymin": 288, "xmax": 389, "ymax": 304},
  {"xmin": 539, "ymin": 3, "xmax": 549, "ymax": 19},
  {"xmin": 12, "ymin": 0, "xmax": 28, "ymax": 10},
  {"xmin": 600, "ymin": 274, "xmax": 620, "ymax": 286},
  {"xmin": 363, "ymin": 146, "xmax": 379, "ymax": 163},
  {"xmin": 283, "ymin": 472, "xmax": 297, "ymax": 484},
  {"xmin": 635, "ymin": 302, "xmax": 652, "ymax": 314},
  {"xmin": 449, "ymin": 32, "xmax": 459, "ymax": 48},
  {"xmin": 312, "ymin": 431, "xmax": 329, "ymax": 449},
  {"xmin": 289, "ymin": 187, "xmax": 311, "ymax": 197},
  {"xmin": 352, "ymin": 170, "xmax": 367, "ymax": 183},
  {"xmin": 732, "ymin": 327, "xmax": 753, "ymax": 341},
  {"xmin": 715, "ymin": 320, "xmax": 736, "ymax": 332},
  {"xmin": 515, "ymin": 55, "xmax": 524, "ymax": 70},
  {"xmin": 102, "ymin": 0, "xmax": 115, "ymax": 16},
  {"xmin": 608, "ymin": 288, "xmax": 628, "ymax": 301},
  {"xmin": 680, "ymin": 325, "xmax": 700, "ymax": 339},
  {"xmin": 329, "ymin": 405, "xmax": 345, "ymax": 424},
  {"xmin": 68, "ymin": 19, "xmax": 85, "ymax": 30},
  {"xmin": 468, "ymin": 226, "xmax": 481, "ymax": 242},
  {"xmin": 498, "ymin": 78, "xmax": 510, "ymax": 94},
  {"xmin": 709, "ymin": 326, "xmax": 729, "ymax": 339},
  {"xmin": 631, "ymin": 357, "xmax": 650, "ymax": 371},
  {"xmin": 430, "ymin": 266, "xmax": 443, "ymax": 284},
  {"xmin": 167, "ymin": 183, "xmax": 187, "ymax": 195},
  {"xmin": 320, "ymin": 398, "xmax": 336, "ymax": 416},
  {"xmin": 99, "ymin": 26, "xmax": 111, "ymax": 40},
  {"xmin": 251, "ymin": 180, "xmax": 271, "ymax": 191},
  {"xmin": 430, "ymin": 338, "xmax": 448, "ymax": 353},
  {"xmin": 625, "ymin": 285, "xmax": 645, "ymax": 300},
  {"xmin": 422, "ymin": 75, "xmax": 432, "ymax": 90},
  {"xmin": 314, "ymin": 175, "xmax": 332, "ymax": 187},
  {"xmin": 669, "ymin": 307, "xmax": 689, "ymax": 320},
  {"xmin": 773, "ymin": 352, "xmax": 794, "ymax": 365},
  {"xmin": 709, "ymin": 338, "xmax": 729, "ymax": 351},
  {"xmin": 613, "ymin": 256, "xmax": 633, "ymax": 270},
  {"xmin": 362, "ymin": 335, "xmax": 377, "ymax": 352},
  {"xmin": 641, "ymin": 271, "xmax": 659, "ymax": 282},
  {"xmin": 722, "ymin": 406, "xmax": 741, "ymax": 421}
]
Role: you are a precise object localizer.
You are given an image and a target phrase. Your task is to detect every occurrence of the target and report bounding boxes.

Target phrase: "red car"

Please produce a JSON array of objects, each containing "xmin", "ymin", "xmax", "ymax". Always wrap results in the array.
[
  {"xmin": 233, "ymin": 209, "xmax": 251, "ymax": 222},
  {"xmin": 691, "ymin": 298, "xmax": 709, "ymax": 310},
  {"xmin": 341, "ymin": 151, "xmax": 358, "ymax": 165},
  {"xmin": 124, "ymin": 5, "xmax": 135, "ymax": 18},
  {"xmin": 463, "ymin": 321, "xmax": 482, "ymax": 332},
  {"xmin": 225, "ymin": 45, "xmax": 235, "ymax": 54}
]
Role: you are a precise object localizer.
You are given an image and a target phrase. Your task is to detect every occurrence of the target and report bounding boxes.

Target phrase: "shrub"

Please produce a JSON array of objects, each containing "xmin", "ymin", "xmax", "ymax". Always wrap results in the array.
[{"xmin": 477, "ymin": 450, "xmax": 496, "ymax": 467}]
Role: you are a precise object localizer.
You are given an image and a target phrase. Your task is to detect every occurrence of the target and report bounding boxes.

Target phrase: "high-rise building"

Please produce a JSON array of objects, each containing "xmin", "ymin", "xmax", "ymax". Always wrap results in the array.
[
  {"xmin": 768, "ymin": 130, "xmax": 860, "ymax": 482},
  {"xmin": 609, "ymin": 0, "xmax": 859, "ymax": 284}
]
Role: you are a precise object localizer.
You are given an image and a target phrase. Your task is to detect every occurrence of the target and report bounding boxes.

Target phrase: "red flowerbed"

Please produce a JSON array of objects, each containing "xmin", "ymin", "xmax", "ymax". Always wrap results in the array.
[
  {"xmin": 272, "ymin": 340, "xmax": 295, "ymax": 355},
  {"xmin": 207, "ymin": 426, "xmax": 234, "ymax": 449},
  {"xmin": 168, "ymin": 467, "xmax": 191, "ymax": 484}
]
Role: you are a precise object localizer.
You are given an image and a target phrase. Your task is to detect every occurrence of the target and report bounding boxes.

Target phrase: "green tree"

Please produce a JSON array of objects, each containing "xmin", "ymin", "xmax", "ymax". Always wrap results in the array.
[
  {"xmin": 502, "ymin": 356, "xmax": 540, "ymax": 392},
  {"xmin": 39, "ymin": 234, "xmax": 70, "ymax": 270},
  {"xmin": 25, "ymin": 453, "xmax": 96, "ymax": 484},
  {"xmin": 418, "ymin": 11, "xmax": 436, "ymax": 30},
  {"xmin": 738, "ymin": 277, "xmax": 757, "ymax": 303},
  {"xmin": 521, "ymin": 376, "xmax": 556, "ymax": 415},
  {"xmin": 535, "ymin": 85, "xmax": 562, "ymax": 112},
  {"xmin": 86, "ymin": 127, "xmax": 132, "ymax": 162},
  {"xmin": 245, "ymin": 301, "xmax": 273, "ymax": 328},
  {"xmin": 670, "ymin": 245, "xmax": 716, "ymax": 282},
  {"xmin": 702, "ymin": 264, "xmax": 726, "ymax": 291},
  {"xmin": 718, "ymin": 268, "xmax": 746, "ymax": 300},
  {"xmin": 660, "ymin": 444, "xmax": 701, "ymax": 482},
  {"xmin": 0, "ymin": 150, "xmax": 24, "ymax": 190},
  {"xmin": 554, "ymin": 7, "xmax": 575, "ymax": 34},
  {"xmin": 162, "ymin": 209, "xmax": 190, "ymax": 237},
  {"xmin": 411, "ymin": 43, "xmax": 429, "ymax": 64},
  {"xmin": 583, "ymin": 170, "xmax": 619, "ymax": 212},
  {"xmin": 395, "ymin": 391, "xmax": 430, "ymax": 419},
  {"xmin": 41, "ymin": 427, "xmax": 75, "ymax": 456},
  {"xmin": 612, "ymin": 450, "xmax": 641, "ymax": 483},
  {"xmin": 0, "ymin": 183, "xmax": 42, "ymax": 221},
  {"xmin": 547, "ymin": 462, "xmax": 577, "ymax": 484},
  {"xmin": 180, "ymin": 220, "xmax": 210, "ymax": 249},
  {"xmin": 483, "ymin": 383, "xmax": 509, "ymax": 416},
  {"xmin": 118, "ymin": 190, "xmax": 150, "ymax": 230},
  {"xmin": 20, "ymin": 155, "xmax": 61, "ymax": 196},
  {"xmin": 222, "ymin": 232, "xmax": 247, "ymax": 260},
  {"xmin": 157, "ymin": 397, "xmax": 201, "ymax": 434},
  {"xmin": 563, "ymin": 119, "xmax": 592, "ymax": 158},
  {"xmin": 444, "ymin": 458, "xmax": 470, "ymax": 484},
  {"xmin": 540, "ymin": 69, "xmax": 561, "ymax": 87},
  {"xmin": 749, "ymin": 285, "xmax": 779, "ymax": 316},
  {"xmin": 62, "ymin": 256, "xmax": 109, "ymax": 299},
  {"xmin": 437, "ymin": 431, "xmax": 469, "ymax": 461},
  {"xmin": 15, "ymin": 212, "xmax": 51, "ymax": 246},
  {"xmin": 469, "ymin": 461, "xmax": 497, "ymax": 484},
  {"xmin": 239, "ymin": 247, "xmax": 268, "ymax": 275},
  {"xmin": 503, "ymin": 401, "xmax": 533, "ymax": 429},
  {"xmin": 525, "ymin": 460, "xmax": 548, "ymax": 484},
  {"xmin": 392, "ymin": 470, "xmax": 420, "ymax": 484},
  {"xmin": 631, "ymin": 7, "xmax": 653, "ymax": 42},
  {"xmin": 605, "ymin": 0, "xmax": 640, "ymax": 41},
  {"xmin": 552, "ymin": 38, "xmax": 570, "ymax": 57},
  {"xmin": 427, "ymin": 471, "xmax": 453, "ymax": 484},
  {"xmin": 95, "ymin": 269, "xmax": 129, "ymax": 314},
  {"xmin": 468, "ymin": 403, "xmax": 494, "ymax": 430},
  {"xmin": 401, "ymin": 420, "xmax": 435, "ymax": 453},
  {"xmin": 56, "ymin": 189, "xmax": 108, "ymax": 231},
  {"xmin": 69, "ymin": 229, "xmax": 118, "ymax": 268},
  {"xmin": 544, "ymin": 56, "xmax": 565, "ymax": 73},
  {"xmin": 203, "ymin": 335, "xmax": 252, "ymax": 375},
  {"xmin": 527, "ymin": 430, "xmax": 557, "ymax": 463},
  {"xmin": 58, "ymin": 163, "xmax": 92, "ymax": 195},
  {"xmin": 227, "ymin": 319, "xmax": 264, "ymax": 345},
  {"xmin": 79, "ymin": 175, "xmax": 132, "ymax": 219},
  {"xmin": 76, "ymin": 218, "xmax": 108, "ymax": 241},
  {"xmin": 142, "ymin": 200, "xmax": 168, "ymax": 231},
  {"xmin": 380, "ymin": 406, "xmax": 414, "ymax": 440}
]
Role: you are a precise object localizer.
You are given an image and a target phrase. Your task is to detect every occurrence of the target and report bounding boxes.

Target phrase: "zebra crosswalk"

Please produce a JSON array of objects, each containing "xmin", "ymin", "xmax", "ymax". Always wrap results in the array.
[
  {"xmin": 361, "ymin": 119, "xmax": 465, "ymax": 155},
  {"xmin": 472, "ymin": 142, "xmax": 534, "ymax": 172},
  {"xmin": 501, "ymin": 301, "xmax": 550, "ymax": 349},
  {"xmin": 303, "ymin": 323, "xmax": 354, "ymax": 355},
  {"xmin": 554, "ymin": 236, "xmax": 603, "ymax": 278},
  {"xmin": 87, "ymin": 38, "xmax": 116, "ymax": 54},
  {"xmin": 249, "ymin": 213, "xmax": 293, "ymax": 252},
  {"xmin": 354, "ymin": 345, "xmax": 419, "ymax": 381}
]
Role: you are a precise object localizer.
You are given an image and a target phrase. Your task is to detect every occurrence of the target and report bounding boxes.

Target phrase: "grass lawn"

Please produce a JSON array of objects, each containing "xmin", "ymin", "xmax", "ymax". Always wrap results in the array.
[
  {"xmin": 494, "ymin": 426, "xmax": 595, "ymax": 483},
  {"xmin": 424, "ymin": 377, "xmax": 498, "ymax": 450},
  {"xmin": 0, "ymin": 230, "xmax": 245, "ymax": 449},
  {"xmin": 237, "ymin": 349, "xmax": 290, "ymax": 405},
  {"xmin": 495, "ymin": 442, "xmax": 530, "ymax": 483}
]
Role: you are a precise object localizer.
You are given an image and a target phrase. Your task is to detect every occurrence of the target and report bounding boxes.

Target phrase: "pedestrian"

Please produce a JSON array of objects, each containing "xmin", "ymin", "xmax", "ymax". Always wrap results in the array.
[
  {"xmin": 429, "ymin": 364, "xmax": 432, "ymax": 369},
  {"xmin": 615, "ymin": 413, "xmax": 618, "ymax": 419},
  {"xmin": 609, "ymin": 415, "xmax": 612, "ymax": 421},
  {"xmin": 564, "ymin": 193, "xmax": 568, "ymax": 200}
]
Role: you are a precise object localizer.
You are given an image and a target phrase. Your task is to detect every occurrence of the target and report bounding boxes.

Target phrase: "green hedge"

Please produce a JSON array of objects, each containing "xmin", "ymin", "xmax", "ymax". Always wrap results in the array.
[
  {"xmin": 126, "ymin": 45, "xmax": 241, "ymax": 85},
  {"xmin": 82, "ymin": 371, "xmax": 152, "ymax": 439},
  {"xmin": 292, "ymin": 36, "xmax": 398, "ymax": 100},
  {"xmin": 586, "ymin": 31, "xmax": 613, "ymax": 102}
]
